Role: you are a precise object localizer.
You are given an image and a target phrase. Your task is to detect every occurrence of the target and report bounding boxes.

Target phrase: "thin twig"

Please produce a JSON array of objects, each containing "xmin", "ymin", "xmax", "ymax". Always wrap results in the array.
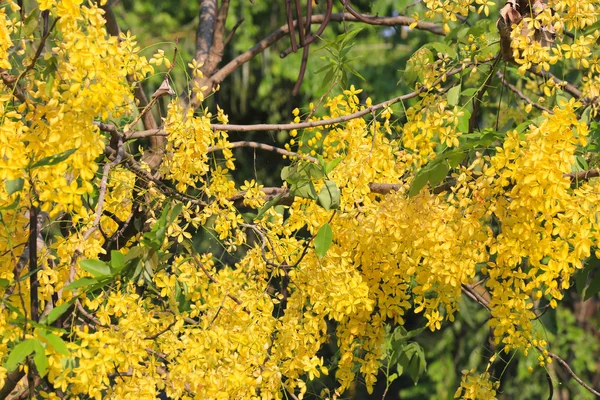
[
  {"xmin": 462, "ymin": 280, "xmax": 600, "ymax": 397},
  {"xmin": 223, "ymin": 18, "xmax": 244, "ymax": 48},
  {"xmin": 191, "ymin": 255, "xmax": 245, "ymax": 308},
  {"xmin": 208, "ymin": 12, "xmax": 444, "ymax": 88},
  {"xmin": 280, "ymin": 0, "xmax": 333, "ymax": 58},
  {"xmin": 496, "ymin": 70, "xmax": 551, "ymax": 113},
  {"xmin": 208, "ymin": 141, "xmax": 317, "ymax": 162},
  {"xmin": 144, "ymin": 318, "xmax": 178, "ymax": 340},
  {"xmin": 20, "ymin": 17, "xmax": 60, "ymax": 79},
  {"xmin": 545, "ymin": 351, "xmax": 600, "ymax": 397},
  {"xmin": 285, "ymin": 0, "xmax": 298, "ymax": 53},
  {"xmin": 469, "ymin": 55, "xmax": 501, "ymax": 132}
]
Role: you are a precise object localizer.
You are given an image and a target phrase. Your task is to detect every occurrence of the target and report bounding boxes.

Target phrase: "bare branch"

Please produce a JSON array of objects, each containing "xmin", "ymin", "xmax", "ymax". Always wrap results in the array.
[
  {"xmin": 497, "ymin": 70, "xmax": 552, "ymax": 113},
  {"xmin": 208, "ymin": 12, "xmax": 444, "ymax": 89},
  {"xmin": 565, "ymin": 169, "xmax": 599, "ymax": 182},
  {"xmin": 461, "ymin": 275, "xmax": 600, "ymax": 398},
  {"xmin": 0, "ymin": 370, "xmax": 25, "ymax": 399},
  {"xmin": 0, "ymin": 69, "xmax": 27, "ymax": 103},
  {"xmin": 469, "ymin": 55, "xmax": 501, "ymax": 132},
  {"xmin": 207, "ymin": 141, "xmax": 318, "ymax": 162},
  {"xmin": 280, "ymin": 0, "xmax": 333, "ymax": 58},
  {"xmin": 101, "ymin": 2, "xmax": 164, "ymax": 170},
  {"xmin": 529, "ymin": 68, "xmax": 583, "ymax": 100},
  {"xmin": 547, "ymin": 351, "xmax": 600, "ymax": 397},
  {"xmin": 195, "ymin": 0, "xmax": 218, "ymax": 66},
  {"xmin": 285, "ymin": 0, "xmax": 298, "ymax": 53},
  {"xmin": 223, "ymin": 18, "xmax": 244, "ymax": 48},
  {"xmin": 191, "ymin": 0, "xmax": 230, "ymax": 108}
]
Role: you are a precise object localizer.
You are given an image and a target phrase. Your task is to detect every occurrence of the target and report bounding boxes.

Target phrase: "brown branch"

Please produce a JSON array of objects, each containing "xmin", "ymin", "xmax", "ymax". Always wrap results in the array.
[
  {"xmin": 208, "ymin": 12, "xmax": 444, "ymax": 88},
  {"xmin": 292, "ymin": 0, "xmax": 314, "ymax": 95},
  {"xmin": 497, "ymin": 70, "xmax": 552, "ymax": 113},
  {"xmin": 191, "ymin": 0, "xmax": 229, "ymax": 108},
  {"xmin": 207, "ymin": 141, "xmax": 318, "ymax": 162},
  {"xmin": 529, "ymin": 68, "xmax": 583, "ymax": 100},
  {"xmin": 103, "ymin": 146, "xmax": 207, "ymax": 208},
  {"xmin": 126, "ymin": 45, "xmax": 178, "ymax": 138},
  {"xmin": 101, "ymin": 2, "xmax": 164, "ymax": 170},
  {"xmin": 469, "ymin": 55, "xmax": 501, "ymax": 132},
  {"xmin": 546, "ymin": 351, "xmax": 600, "ymax": 397},
  {"xmin": 195, "ymin": 0, "xmax": 218, "ymax": 66},
  {"xmin": 223, "ymin": 18, "xmax": 244, "ymax": 48},
  {"xmin": 285, "ymin": 0, "xmax": 298, "ymax": 53},
  {"xmin": 211, "ymin": 63, "xmax": 472, "ymax": 132},
  {"xmin": 0, "ymin": 69, "xmax": 27, "ymax": 103},
  {"xmin": 107, "ymin": 63, "xmax": 471, "ymax": 138},
  {"xmin": 0, "ymin": 370, "xmax": 25, "ymax": 399},
  {"xmin": 144, "ymin": 318, "xmax": 178, "ymax": 340},
  {"xmin": 280, "ymin": 0, "xmax": 333, "ymax": 58},
  {"xmin": 28, "ymin": 205, "xmax": 39, "ymax": 323},
  {"xmin": 20, "ymin": 17, "xmax": 59, "ymax": 80},
  {"xmin": 461, "ymin": 275, "xmax": 600, "ymax": 397},
  {"xmin": 564, "ymin": 169, "xmax": 599, "ymax": 182}
]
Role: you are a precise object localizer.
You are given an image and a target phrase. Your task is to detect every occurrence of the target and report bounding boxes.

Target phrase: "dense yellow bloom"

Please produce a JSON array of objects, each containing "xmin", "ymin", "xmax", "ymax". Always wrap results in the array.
[{"xmin": 1, "ymin": 1, "xmax": 600, "ymax": 399}]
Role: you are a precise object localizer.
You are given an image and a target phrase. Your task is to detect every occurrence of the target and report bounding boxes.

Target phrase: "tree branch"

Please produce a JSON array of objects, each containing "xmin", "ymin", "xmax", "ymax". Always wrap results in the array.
[
  {"xmin": 0, "ymin": 370, "xmax": 25, "ymax": 399},
  {"xmin": 497, "ymin": 70, "xmax": 551, "ymax": 113},
  {"xmin": 101, "ymin": 2, "xmax": 164, "ymax": 170},
  {"xmin": 529, "ymin": 68, "xmax": 583, "ymax": 100},
  {"xmin": 195, "ymin": 0, "xmax": 218, "ymax": 66},
  {"xmin": 461, "ymin": 277, "xmax": 600, "ymax": 397},
  {"xmin": 207, "ymin": 140, "xmax": 317, "ymax": 162},
  {"xmin": 191, "ymin": 0, "xmax": 229, "ymax": 108},
  {"xmin": 208, "ymin": 12, "xmax": 443, "ymax": 89}
]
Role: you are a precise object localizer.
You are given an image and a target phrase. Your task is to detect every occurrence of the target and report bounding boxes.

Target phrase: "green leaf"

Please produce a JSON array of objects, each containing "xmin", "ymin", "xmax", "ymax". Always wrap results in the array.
[
  {"xmin": 575, "ymin": 263, "xmax": 593, "ymax": 296},
  {"xmin": 446, "ymin": 151, "xmax": 466, "ymax": 168},
  {"xmin": 321, "ymin": 68, "xmax": 336, "ymax": 89},
  {"xmin": 256, "ymin": 193, "xmax": 284, "ymax": 219},
  {"xmin": 538, "ymin": 301, "xmax": 558, "ymax": 335},
  {"xmin": 461, "ymin": 88, "xmax": 479, "ymax": 98},
  {"xmin": 169, "ymin": 202, "xmax": 183, "ymax": 225},
  {"xmin": 4, "ymin": 339, "xmax": 35, "ymax": 371},
  {"xmin": 428, "ymin": 42, "xmax": 458, "ymax": 59},
  {"xmin": 291, "ymin": 180, "xmax": 317, "ymax": 200},
  {"xmin": 63, "ymin": 277, "xmax": 98, "ymax": 291},
  {"xmin": 30, "ymin": 148, "xmax": 78, "ymax": 169},
  {"xmin": 33, "ymin": 340, "xmax": 48, "ymax": 376},
  {"xmin": 37, "ymin": 331, "xmax": 69, "ymax": 356},
  {"xmin": 304, "ymin": 163, "xmax": 325, "ymax": 180},
  {"xmin": 584, "ymin": 273, "xmax": 600, "ymax": 301},
  {"xmin": 387, "ymin": 372, "xmax": 398, "ymax": 383},
  {"xmin": 457, "ymin": 109, "xmax": 471, "ymax": 133},
  {"xmin": 23, "ymin": 9, "xmax": 40, "ymax": 37},
  {"xmin": 0, "ymin": 278, "xmax": 9, "ymax": 287},
  {"xmin": 6, "ymin": 178, "xmax": 24, "ymax": 196},
  {"xmin": 314, "ymin": 223, "xmax": 333, "ymax": 258},
  {"xmin": 80, "ymin": 259, "xmax": 111, "ymax": 278},
  {"xmin": 325, "ymin": 158, "xmax": 343, "ymax": 175},
  {"xmin": 0, "ymin": 195, "xmax": 20, "ymax": 211},
  {"xmin": 317, "ymin": 180, "xmax": 340, "ymax": 211},
  {"xmin": 447, "ymin": 84, "xmax": 461, "ymax": 106},
  {"xmin": 428, "ymin": 162, "xmax": 450, "ymax": 187},
  {"xmin": 281, "ymin": 166, "xmax": 293, "ymax": 182},
  {"xmin": 41, "ymin": 300, "xmax": 75, "ymax": 325},
  {"xmin": 313, "ymin": 64, "xmax": 333, "ymax": 75},
  {"xmin": 408, "ymin": 170, "xmax": 430, "ymax": 198},
  {"xmin": 407, "ymin": 346, "xmax": 427, "ymax": 384},
  {"xmin": 125, "ymin": 246, "xmax": 145, "ymax": 262},
  {"xmin": 345, "ymin": 65, "xmax": 366, "ymax": 81}
]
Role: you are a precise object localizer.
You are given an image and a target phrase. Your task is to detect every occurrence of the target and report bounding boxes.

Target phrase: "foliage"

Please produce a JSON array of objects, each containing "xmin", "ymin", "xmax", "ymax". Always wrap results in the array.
[{"xmin": 1, "ymin": 0, "xmax": 600, "ymax": 399}]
